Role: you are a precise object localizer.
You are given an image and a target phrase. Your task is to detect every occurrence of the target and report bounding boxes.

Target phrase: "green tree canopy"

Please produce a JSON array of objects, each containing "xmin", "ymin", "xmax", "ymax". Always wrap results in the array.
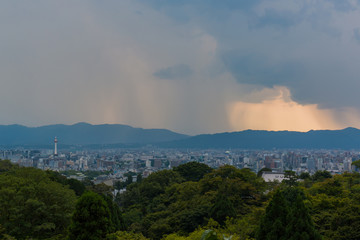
[
  {"xmin": 210, "ymin": 192, "xmax": 236, "ymax": 225},
  {"xmin": 282, "ymin": 170, "xmax": 298, "ymax": 187},
  {"xmin": 306, "ymin": 173, "xmax": 360, "ymax": 239},
  {"xmin": 107, "ymin": 231, "xmax": 149, "ymax": 240},
  {"xmin": 68, "ymin": 191, "xmax": 112, "ymax": 240},
  {"xmin": 0, "ymin": 161, "xmax": 76, "ymax": 239},
  {"xmin": 257, "ymin": 190, "xmax": 289, "ymax": 240},
  {"xmin": 351, "ymin": 159, "xmax": 360, "ymax": 169},
  {"xmin": 285, "ymin": 194, "xmax": 321, "ymax": 240},
  {"xmin": 46, "ymin": 170, "xmax": 86, "ymax": 196},
  {"xmin": 257, "ymin": 188, "xmax": 321, "ymax": 240},
  {"xmin": 173, "ymin": 161, "xmax": 213, "ymax": 182},
  {"xmin": 118, "ymin": 165, "xmax": 266, "ymax": 239},
  {"xmin": 312, "ymin": 170, "xmax": 332, "ymax": 182},
  {"xmin": 299, "ymin": 172, "xmax": 311, "ymax": 180},
  {"xmin": 0, "ymin": 159, "xmax": 18, "ymax": 172}
]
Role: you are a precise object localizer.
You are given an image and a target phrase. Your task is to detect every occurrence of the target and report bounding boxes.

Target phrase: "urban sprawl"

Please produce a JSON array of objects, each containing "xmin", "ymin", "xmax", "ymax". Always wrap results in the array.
[{"xmin": 1, "ymin": 138, "xmax": 359, "ymax": 186}]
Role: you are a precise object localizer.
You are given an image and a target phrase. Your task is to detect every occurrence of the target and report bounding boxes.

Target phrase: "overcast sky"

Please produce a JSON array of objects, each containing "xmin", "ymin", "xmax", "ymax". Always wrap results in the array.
[{"xmin": 2, "ymin": 0, "xmax": 360, "ymax": 135}]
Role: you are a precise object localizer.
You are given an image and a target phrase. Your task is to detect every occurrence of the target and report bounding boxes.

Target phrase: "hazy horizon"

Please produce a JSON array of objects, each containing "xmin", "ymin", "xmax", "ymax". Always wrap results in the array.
[
  {"xmin": 2, "ymin": 1, "xmax": 360, "ymax": 135},
  {"xmin": 2, "ymin": 121, "xmax": 359, "ymax": 136}
]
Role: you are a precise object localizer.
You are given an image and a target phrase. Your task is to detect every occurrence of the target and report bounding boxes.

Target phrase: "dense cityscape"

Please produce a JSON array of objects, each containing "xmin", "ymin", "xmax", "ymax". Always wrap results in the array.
[{"xmin": 3, "ymin": 136, "xmax": 358, "ymax": 185}]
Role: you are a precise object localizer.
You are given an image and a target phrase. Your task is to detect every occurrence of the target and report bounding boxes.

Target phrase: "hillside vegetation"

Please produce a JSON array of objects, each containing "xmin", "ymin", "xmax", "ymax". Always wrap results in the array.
[{"xmin": 2, "ymin": 160, "xmax": 360, "ymax": 239}]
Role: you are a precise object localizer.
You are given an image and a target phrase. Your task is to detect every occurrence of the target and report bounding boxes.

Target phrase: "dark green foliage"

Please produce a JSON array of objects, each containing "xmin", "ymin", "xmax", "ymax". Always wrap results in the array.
[
  {"xmin": 82, "ymin": 177, "xmax": 95, "ymax": 187},
  {"xmin": 46, "ymin": 170, "xmax": 86, "ymax": 196},
  {"xmin": 257, "ymin": 188, "xmax": 321, "ymax": 240},
  {"xmin": 312, "ymin": 170, "xmax": 332, "ymax": 182},
  {"xmin": 68, "ymin": 191, "xmax": 112, "ymax": 240},
  {"xmin": 325, "ymin": 203, "xmax": 360, "ymax": 240},
  {"xmin": 145, "ymin": 169, "xmax": 184, "ymax": 188},
  {"xmin": 90, "ymin": 182, "xmax": 114, "ymax": 196},
  {"xmin": 114, "ymin": 180, "xmax": 125, "ymax": 190},
  {"xmin": 67, "ymin": 178, "xmax": 86, "ymax": 196},
  {"xmin": 203, "ymin": 165, "xmax": 256, "ymax": 182},
  {"xmin": 0, "ymin": 159, "xmax": 18, "ymax": 172},
  {"xmin": 257, "ymin": 190, "xmax": 289, "ymax": 240},
  {"xmin": 210, "ymin": 193, "xmax": 236, "ymax": 225},
  {"xmin": 309, "ymin": 178, "xmax": 343, "ymax": 197},
  {"xmin": 125, "ymin": 172, "xmax": 134, "ymax": 186},
  {"xmin": 118, "ymin": 165, "xmax": 266, "ymax": 239},
  {"xmin": 299, "ymin": 172, "xmax": 311, "ymax": 180},
  {"xmin": 285, "ymin": 195, "xmax": 321, "ymax": 240},
  {"xmin": 283, "ymin": 170, "xmax": 298, "ymax": 187},
  {"xmin": 102, "ymin": 194, "xmax": 126, "ymax": 232},
  {"xmin": 0, "ymin": 160, "xmax": 76, "ymax": 239},
  {"xmin": 173, "ymin": 161, "xmax": 213, "ymax": 182},
  {"xmin": 119, "ymin": 169, "xmax": 184, "ymax": 210},
  {"xmin": 282, "ymin": 187, "xmax": 305, "ymax": 204},
  {"xmin": 15, "ymin": 159, "xmax": 360, "ymax": 239},
  {"xmin": 137, "ymin": 173, "xmax": 143, "ymax": 183},
  {"xmin": 351, "ymin": 159, "xmax": 360, "ymax": 169},
  {"xmin": 147, "ymin": 219, "xmax": 173, "ymax": 240},
  {"xmin": 201, "ymin": 230, "xmax": 221, "ymax": 240},
  {"xmin": 106, "ymin": 231, "xmax": 148, "ymax": 240},
  {"xmin": 46, "ymin": 170, "xmax": 68, "ymax": 185},
  {"xmin": 0, "ymin": 224, "xmax": 15, "ymax": 240},
  {"xmin": 308, "ymin": 173, "xmax": 360, "ymax": 240},
  {"xmin": 168, "ymin": 201, "xmax": 210, "ymax": 234}
]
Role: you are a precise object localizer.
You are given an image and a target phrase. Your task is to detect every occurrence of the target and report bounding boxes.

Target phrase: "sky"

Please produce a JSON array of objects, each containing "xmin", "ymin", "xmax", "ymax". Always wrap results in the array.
[{"xmin": 2, "ymin": 0, "xmax": 360, "ymax": 135}]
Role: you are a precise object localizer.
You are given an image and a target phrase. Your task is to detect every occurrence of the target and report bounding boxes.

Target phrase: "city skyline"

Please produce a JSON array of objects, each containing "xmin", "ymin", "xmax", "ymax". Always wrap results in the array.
[{"xmin": 2, "ymin": 1, "xmax": 360, "ymax": 135}]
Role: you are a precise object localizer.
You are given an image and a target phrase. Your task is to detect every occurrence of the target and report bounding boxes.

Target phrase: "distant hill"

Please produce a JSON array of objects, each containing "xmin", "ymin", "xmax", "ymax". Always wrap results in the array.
[
  {"xmin": 0, "ymin": 123, "xmax": 189, "ymax": 146},
  {"xmin": 2, "ymin": 124, "xmax": 360, "ymax": 149},
  {"xmin": 160, "ymin": 127, "xmax": 360, "ymax": 149}
]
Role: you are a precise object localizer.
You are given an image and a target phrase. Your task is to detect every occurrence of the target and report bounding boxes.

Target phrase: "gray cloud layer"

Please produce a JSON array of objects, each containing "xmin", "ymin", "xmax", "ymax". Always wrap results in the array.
[
  {"xmin": 142, "ymin": 0, "xmax": 360, "ymax": 109},
  {"xmin": 1, "ymin": 0, "xmax": 360, "ymax": 134},
  {"xmin": 154, "ymin": 64, "xmax": 193, "ymax": 80}
]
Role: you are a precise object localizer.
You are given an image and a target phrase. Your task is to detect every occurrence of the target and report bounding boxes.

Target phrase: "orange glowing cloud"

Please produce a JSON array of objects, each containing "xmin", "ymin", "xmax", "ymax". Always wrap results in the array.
[{"xmin": 227, "ymin": 87, "xmax": 360, "ymax": 132}]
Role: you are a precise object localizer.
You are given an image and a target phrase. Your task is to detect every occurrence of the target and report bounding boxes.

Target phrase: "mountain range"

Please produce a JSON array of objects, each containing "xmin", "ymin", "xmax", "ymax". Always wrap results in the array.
[
  {"xmin": 161, "ymin": 127, "xmax": 360, "ymax": 149},
  {"xmin": 1, "ymin": 123, "xmax": 360, "ymax": 149},
  {"xmin": 0, "ymin": 122, "xmax": 188, "ymax": 146}
]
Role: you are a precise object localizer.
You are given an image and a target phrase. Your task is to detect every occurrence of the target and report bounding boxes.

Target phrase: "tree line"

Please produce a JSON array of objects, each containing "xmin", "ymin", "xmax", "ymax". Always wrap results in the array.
[{"xmin": 2, "ymin": 159, "xmax": 360, "ymax": 239}]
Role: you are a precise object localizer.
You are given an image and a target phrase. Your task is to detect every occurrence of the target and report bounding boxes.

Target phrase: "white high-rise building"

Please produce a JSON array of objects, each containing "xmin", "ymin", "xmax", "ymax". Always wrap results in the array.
[{"xmin": 54, "ymin": 137, "xmax": 58, "ymax": 156}]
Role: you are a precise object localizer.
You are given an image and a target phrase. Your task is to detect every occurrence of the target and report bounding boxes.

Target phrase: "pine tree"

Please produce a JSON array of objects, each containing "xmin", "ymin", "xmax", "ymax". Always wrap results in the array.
[
  {"xmin": 68, "ymin": 191, "xmax": 112, "ymax": 240},
  {"xmin": 102, "ymin": 194, "xmax": 126, "ymax": 232},
  {"xmin": 285, "ymin": 194, "xmax": 322, "ymax": 240},
  {"xmin": 257, "ymin": 190, "xmax": 289, "ymax": 240},
  {"xmin": 257, "ymin": 188, "xmax": 322, "ymax": 240}
]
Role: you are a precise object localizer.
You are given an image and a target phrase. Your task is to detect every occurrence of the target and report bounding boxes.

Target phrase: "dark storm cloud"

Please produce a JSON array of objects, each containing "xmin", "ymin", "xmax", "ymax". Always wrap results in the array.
[
  {"xmin": 138, "ymin": 0, "xmax": 263, "ymax": 24},
  {"xmin": 327, "ymin": 0, "xmax": 356, "ymax": 12},
  {"xmin": 142, "ymin": 0, "xmax": 360, "ymax": 110},
  {"xmin": 142, "ymin": 0, "xmax": 262, "ymax": 11},
  {"xmin": 222, "ymin": 52, "xmax": 305, "ymax": 87},
  {"xmin": 354, "ymin": 28, "xmax": 360, "ymax": 44},
  {"xmin": 248, "ymin": 9, "xmax": 305, "ymax": 30},
  {"xmin": 154, "ymin": 64, "xmax": 193, "ymax": 80},
  {"xmin": 3, "ymin": 0, "xmax": 360, "ymax": 134}
]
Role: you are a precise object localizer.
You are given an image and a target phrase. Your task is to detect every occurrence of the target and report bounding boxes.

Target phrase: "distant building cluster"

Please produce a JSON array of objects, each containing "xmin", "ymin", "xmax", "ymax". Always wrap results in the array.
[{"xmin": 1, "ymin": 137, "xmax": 360, "ymax": 185}]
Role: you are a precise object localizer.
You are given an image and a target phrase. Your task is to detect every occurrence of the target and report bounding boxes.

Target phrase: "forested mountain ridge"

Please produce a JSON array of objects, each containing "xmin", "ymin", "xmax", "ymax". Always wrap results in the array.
[
  {"xmin": 2, "ymin": 123, "xmax": 360, "ymax": 149},
  {"xmin": 2, "ymin": 159, "xmax": 360, "ymax": 239},
  {"xmin": 161, "ymin": 127, "xmax": 360, "ymax": 149},
  {"xmin": 0, "ymin": 122, "xmax": 188, "ymax": 145}
]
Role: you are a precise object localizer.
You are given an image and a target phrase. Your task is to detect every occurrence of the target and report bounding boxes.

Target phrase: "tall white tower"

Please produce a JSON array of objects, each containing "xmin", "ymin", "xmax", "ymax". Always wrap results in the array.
[{"xmin": 54, "ymin": 137, "xmax": 58, "ymax": 156}]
